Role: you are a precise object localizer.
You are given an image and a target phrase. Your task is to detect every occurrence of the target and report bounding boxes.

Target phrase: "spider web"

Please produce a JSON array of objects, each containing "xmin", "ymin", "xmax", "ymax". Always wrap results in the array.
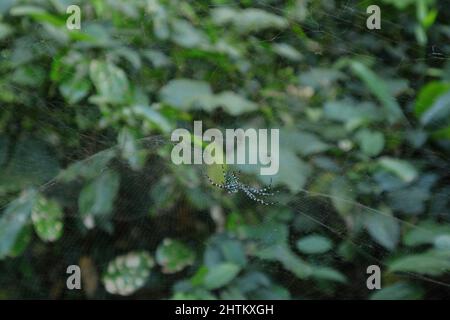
[
  {"xmin": 2, "ymin": 132, "xmax": 449, "ymax": 299},
  {"xmin": 0, "ymin": 0, "xmax": 450, "ymax": 299}
]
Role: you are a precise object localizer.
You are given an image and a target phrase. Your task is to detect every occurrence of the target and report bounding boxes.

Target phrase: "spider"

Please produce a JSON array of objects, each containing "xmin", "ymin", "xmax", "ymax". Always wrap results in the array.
[{"xmin": 206, "ymin": 166, "xmax": 277, "ymax": 206}]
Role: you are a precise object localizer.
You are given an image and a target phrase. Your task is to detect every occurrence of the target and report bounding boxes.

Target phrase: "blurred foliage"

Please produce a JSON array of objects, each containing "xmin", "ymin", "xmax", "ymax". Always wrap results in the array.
[{"xmin": 0, "ymin": 0, "xmax": 450, "ymax": 299}]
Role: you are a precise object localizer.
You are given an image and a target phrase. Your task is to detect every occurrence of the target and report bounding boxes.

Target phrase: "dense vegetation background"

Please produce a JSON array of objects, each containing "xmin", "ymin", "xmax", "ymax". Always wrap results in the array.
[{"xmin": 0, "ymin": 0, "xmax": 450, "ymax": 299}]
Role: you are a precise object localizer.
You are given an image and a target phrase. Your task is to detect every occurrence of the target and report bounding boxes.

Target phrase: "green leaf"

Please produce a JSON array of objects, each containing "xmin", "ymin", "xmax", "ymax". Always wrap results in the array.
[
  {"xmin": 8, "ymin": 225, "xmax": 32, "ymax": 258},
  {"xmin": 355, "ymin": 129, "xmax": 385, "ymax": 157},
  {"xmin": 281, "ymin": 130, "xmax": 329, "ymax": 156},
  {"xmin": 379, "ymin": 157, "xmax": 418, "ymax": 183},
  {"xmin": 385, "ymin": 78, "xmax": 409, "ymax": 97},
  {"xmin": 142, "ymin": 50, "xmax": 171, "ymax": 68},
  {"xmin": 103, "ymin": 251, "xmax": 154, "ymax": 296},
  {"xmin": 380, "ymin": 0, "xmax": 417, "ymax": 10},
  {"xmin": 272, "ymin": 43, "xmax": 302, "ymax": 61},
  {"xmin": 212, "ymin": 8, "xmax": 287, "ymax": 34},
  {"xmin": 241, "ymin": 223, "xmax": 288, "ymax": 247},
  {"xmin": 149, "ymin": 1, "xmax": 169, "ymax": 40},
  {"xmin": 421, "ymin": 9, "xmax": 437, "ymax": 29},
  {"xmin": 130, "ymin": 105, "xmax": 172, "ymax": 133},
  {"xmin": 256, "ymin": 245, "xmax": 313, "ymax": 279},
  {"xmin": 31, "ymin": 195, "xmax": 63, "ymax": 242},
  {"xmin": 299, "ymin": 68, "xmax": 343, "ymax": 90},
  {"xmin": 171, "ymin": 19, "xmax": 209, "ymax": 48},
  {"xmin": 12, "ymin": 65, "xmax": 46, "ymax": 87},
  {"xmin": 420, "ymin": 91, "xmax": 450, "ymax": 129},
  {"xmin": 203, "ymin": 263, "xmax": 241, "ymax": 290},
  {"xmin": 311, "ymin": 267, "xmax": 347, "ymax": 283},
  {"xmin": 112, "ymin": 47, "xmax": 142, "ymax": 70},
  {"xmin": 58, "ymin": 149, "xmax": 116, "ymax": 182},
  {"xmin": 156, "ymin": 238, "xmax": 195, "ymax": 274},
  {"xmin": 370, "ymin": 282, "xmax": 424, "ymax": 300},
  {"xmin": 388, "ymin": 249, "xmax": 450, "ymax": 276},
  {"xmin": 220, "ymin": 239, "xmax": 247, "ymax": 267},
  {"xmin": 350, "ymin": 61, "xmax": 404, "ymax": 124},
  {"xmin": 207, "ymin": 91, "xmax": 258, "ymax": 116},
  {"xmin": 0, "ymin": 23, "xmax": 13, "ymax": 40},
  {"xmin": 0, "ymin": 189, "xmax": 36, "ymax": 259},
  {"xmin": 172, "ymin": 290, "xmax": 216, "ymax": 300},
  {"xmin": 159, "ymin": 79, "xmax": 212, "ymax": 110},
  {"xmin": 29, "ymin": 12, "xmax": 66, "ymax": 27},
  {"xmin": 10, "ymin": 5, "xmax": 46, "ymax": 16},
  {"xmin": 296, "ymin": 234, "xmax": 333, "ymax": 254},
  {"xmin": 330, "ymin": 176, "xmax": 355, "ymax": 216},
  {"xmin": 414, "ymin": 81, "xmax": 450, "ymax": 116},
  {"xmin": 237, "ymin": 9, "xmax": 288, "ymax": 33},
  {"xmin": 264, "ymin": 244, "xmax": 347, "ymax": 283},
  {"xmin": 117, "ymin": 128, "xmax": 147, "ymax": 171},
  {"xmin": 59, "ymin": 75, "xmax": 91, "ymax": 104},
  {"xmin": 388, "ymin": 186, "xmax": 430, "ymax": 215},
  {"xmin": 0, "ymin": 138, "xmax": 60, "ymax": 193},
  {"xmin": 277, "ymin": 148, "xmax": 312, "ymax": 192},
  {"xmin": 78, "ymin": 170, "xmax": 120, "ymax": 225},
  {"xmin": 403, "ymin": 221, "xmax": 450, "ymax": 247},
  {"xmin": 431, "ymin": 125, "xmax": 450, "ymax": 140},
  {"xmin": 434, "ymin": 235, "xmax": 450, "ymax": 250},
  {"xmin": 89, "ymin": 60, "xmax": 130, "ymax": 104},
  {"xmin": 323, "ymin": 100, "xmax": 381, "ymax": 128},
  {"xmin": 365, "ymin": 210, "xmax": 400, "ymax": 251},
  {"xmin": 415, "ymin": 25, "xmax": 427, "ymax": 46}
]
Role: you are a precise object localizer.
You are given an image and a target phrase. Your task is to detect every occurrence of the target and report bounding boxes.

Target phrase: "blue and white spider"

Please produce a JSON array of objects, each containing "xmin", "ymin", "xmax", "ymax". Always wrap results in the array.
[{"xmin": 206, "ymin": 166, "xmax": 277, "ymax": 206}]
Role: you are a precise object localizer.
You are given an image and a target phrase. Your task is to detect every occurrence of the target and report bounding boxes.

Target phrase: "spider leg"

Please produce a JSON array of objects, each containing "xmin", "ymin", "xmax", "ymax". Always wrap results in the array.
[
  {"xmin": 247, "ymin": 178, "xmax": 279, "ymax": 195},
  {"xmin": 264, "ymin": 178, "xmax": 274, "ymax": 191},
  {"xmin": 250, "ymin": 188, "xmax": 275, "ymax": 196},
  {"xmin": 206, "ymin": 175, "xmax": 226, "ymax": 189},
  {"xmin": 245, "ymin": 186, "xmax": 273, "ymax": 196},
  {"xmin": 222, "ymin": 165, "xmax": 227, "ymax": 179},
  {"xmin": 241, "ymin": 187, "xmax": 274, "ymax": 206},
  {"xmin": 241, "ymin": 187, "xmax": 258, "ymax": 201},
  {"xmin": 263, "ymin": 178, "xmax": 280, "ymax": 193},
  {"xmin": 248, "ymin": 178, "xmax": 273, "ymax": 193},
  {"xmin": 260, "ymin": 187, "xmax": 280, "ymax": 194}
]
